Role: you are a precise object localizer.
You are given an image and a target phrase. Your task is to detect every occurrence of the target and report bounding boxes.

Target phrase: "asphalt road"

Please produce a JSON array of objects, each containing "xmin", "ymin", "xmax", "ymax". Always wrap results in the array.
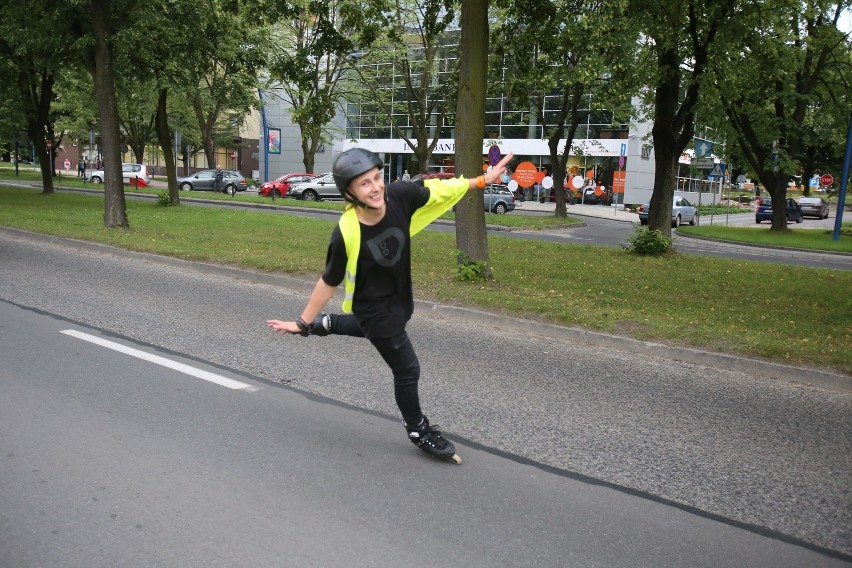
[
  {"xmin": 0, "ymin": 231, "xmax": 849, "ymax": 565},
  {"xmin": 4, "ymin": 302, "xmax": 846, "ymax": 567}
]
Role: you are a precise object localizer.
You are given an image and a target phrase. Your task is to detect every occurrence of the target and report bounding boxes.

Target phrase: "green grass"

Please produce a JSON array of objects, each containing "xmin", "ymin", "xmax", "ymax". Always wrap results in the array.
[
  {"xmin": 679, "ymin": 225, "xmax": 852, "ymax": 253},
  {"xmin": 0, "ymin": 167, "xmax": 579, "ymax": 230},
  {"xmin": 1, "ymin": 184, "xmax": 850, "ymax": 374}
]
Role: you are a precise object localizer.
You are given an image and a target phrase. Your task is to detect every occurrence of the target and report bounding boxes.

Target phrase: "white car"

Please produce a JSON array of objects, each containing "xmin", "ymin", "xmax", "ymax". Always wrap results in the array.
[
  {"xmin": 638, "ymin": 196, "xmax": 699, "ymax": 228},
  {"xmin": 87, "ymin": 163, "xmax": 152, "ymax": 187}
]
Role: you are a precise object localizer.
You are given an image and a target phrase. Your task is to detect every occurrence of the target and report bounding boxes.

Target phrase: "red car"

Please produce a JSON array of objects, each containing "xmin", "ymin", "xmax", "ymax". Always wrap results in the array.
[{"xmin": 259, "ymin": 173, "xmax": 318, "ymax": 198}]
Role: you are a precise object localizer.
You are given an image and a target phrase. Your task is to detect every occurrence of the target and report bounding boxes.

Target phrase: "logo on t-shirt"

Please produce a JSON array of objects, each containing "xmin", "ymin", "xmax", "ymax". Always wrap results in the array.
[{"xmin": 365, "ymin": 227, "xmax": 405, "ymax": 267}]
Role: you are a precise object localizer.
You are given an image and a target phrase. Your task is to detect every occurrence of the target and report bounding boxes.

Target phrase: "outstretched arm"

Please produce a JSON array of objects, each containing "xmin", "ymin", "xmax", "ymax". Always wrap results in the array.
[
  {"xmin": 467, "ymin": 152, "xmax": 513, "ymax": 190},
  {"xmin": 267, "ymin": 277, "xmax": 338, "ymax": 335}
]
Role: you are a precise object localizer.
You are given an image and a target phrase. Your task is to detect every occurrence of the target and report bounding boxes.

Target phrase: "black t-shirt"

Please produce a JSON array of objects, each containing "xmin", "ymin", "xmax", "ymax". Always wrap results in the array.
[{"xmin": 322, "ymin": 181, "xmax": 430, "ymax": 339}]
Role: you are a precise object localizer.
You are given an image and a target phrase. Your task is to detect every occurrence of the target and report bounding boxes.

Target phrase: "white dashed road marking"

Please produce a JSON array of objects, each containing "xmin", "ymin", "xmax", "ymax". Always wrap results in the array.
[{"xmin": 61, "ymin": 329, "xmax": 259, "ymax": 392}]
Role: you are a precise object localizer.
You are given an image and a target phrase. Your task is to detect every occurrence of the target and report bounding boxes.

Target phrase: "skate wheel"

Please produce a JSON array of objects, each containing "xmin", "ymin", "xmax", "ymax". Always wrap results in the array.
[{"xmin": 447, "ymin": 453, "xmax": 462, "ymax": 465}]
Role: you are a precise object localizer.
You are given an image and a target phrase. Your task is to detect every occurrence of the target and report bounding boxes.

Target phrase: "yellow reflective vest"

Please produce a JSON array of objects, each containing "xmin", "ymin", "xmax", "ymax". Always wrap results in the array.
[{"xmin": 338, "ymin": 177, "xmax": 470, "ymax": 313}]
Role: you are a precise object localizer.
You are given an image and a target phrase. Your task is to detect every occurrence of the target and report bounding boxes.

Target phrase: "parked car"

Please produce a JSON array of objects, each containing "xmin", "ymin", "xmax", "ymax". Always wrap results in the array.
[
  {"xmin": 797, "ymin": 197, "xmax": 829, "ymax": 219},
  {"xmin": 410, "ymin": 172, "xmax": 454, "ymax": 183},
  {"xmin": 578, "ymin": 186, "xmax": 612, "ymax": 205},
  {"xmin": 177, "ymin": 169, "xmax": 248, "ymax": 195},
  {"xmin": 87, "ymin": 163, "xmax": 152, "ymax": 187},
  {"xmin": 538, "ymin": 186, "xmax": 577, "ymax": 203},
  {"xmin": 259, "ymin": 173, "xmax": 318, "ymax": 198},
  {"xmin": 638, "ymin": 196, "xmax": 699, "ymax": 228},
  {"xmin": 287, "ymin": 172, "xmax": 338, "ymax": 200},
  {"xmin": 755, "ymin": 197, "xmax": 803, "ymax": 224},
  {"xmin": 483, "ymin": 184, "xmax": 516, "ymax": 214}
]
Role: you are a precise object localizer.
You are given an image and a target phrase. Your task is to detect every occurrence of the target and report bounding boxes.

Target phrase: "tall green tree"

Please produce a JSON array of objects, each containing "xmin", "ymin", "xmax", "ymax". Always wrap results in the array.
[
  {"xmin": 629, "ymin": 0, "xmax": 738, "ymax": 236},
  {"xmin": 709, "ymin": 0, "xmax": 851, "ymax": 228},
  {"xmin": 494, "ymin": 0, "xmax": 637, "ymax": 218},
  {"xmin": 184, "ymin": 2, "xmax": 267, "ymax": 169},
  {"xmin": 0, "ymin": 0, "xmax": 80, "ymax": 194},
  {"xmin": 268, "ymin": 0, "xmax": 385, "ymax": 173},
  {"xmin": 356, "ymin": 0, "xmax": 460, "ymax": 174}
]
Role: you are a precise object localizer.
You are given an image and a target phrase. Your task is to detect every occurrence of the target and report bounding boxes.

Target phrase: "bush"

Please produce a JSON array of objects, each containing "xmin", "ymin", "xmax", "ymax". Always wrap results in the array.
[
  {"xmin": 453, "ymin": 250, "xmax": 490, "ymax": 282},
  {"xmin": 156, "ymin": 191, "xmax": 176, "ymax": 206},
  {"xmin": 624, "ymin": 226, "xmax": 672, "ymax": 256}
]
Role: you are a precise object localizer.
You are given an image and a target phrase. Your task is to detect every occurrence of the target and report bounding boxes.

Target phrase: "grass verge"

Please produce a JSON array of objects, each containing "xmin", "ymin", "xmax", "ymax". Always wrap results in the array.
[
  {"xmin": 679, "ymin": 224, "xmax": 852, "ymax": 253},
  {"xmin": 0, "ymin": 168, "xmax": 579, "ymax": 230},
  {"xmin": 1, "ymin": 185, "xmax": 849, "ymax": 374}
]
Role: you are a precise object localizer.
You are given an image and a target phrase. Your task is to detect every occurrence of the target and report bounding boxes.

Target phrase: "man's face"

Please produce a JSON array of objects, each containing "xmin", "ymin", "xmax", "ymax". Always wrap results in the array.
[{"xmin": 348, "ymin": 167, "xmax": 385, "ymax": 209}]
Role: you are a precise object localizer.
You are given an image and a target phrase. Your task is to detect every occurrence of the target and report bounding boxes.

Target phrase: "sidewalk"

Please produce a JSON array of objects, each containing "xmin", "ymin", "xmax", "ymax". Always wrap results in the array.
[{"xmin": 516, "ymin": 199, "xmax": 640, "ymax": 223}]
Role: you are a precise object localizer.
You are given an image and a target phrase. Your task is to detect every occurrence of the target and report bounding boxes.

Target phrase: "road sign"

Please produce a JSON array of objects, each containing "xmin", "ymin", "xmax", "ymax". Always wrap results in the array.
[
  {"xmin": 691, "ymin": 157, "xmax": 715, "ymax": 169},
  {"xmin": 695, "ymin": 140, "xmax": 713, "ymax": 158},
  {"xmin": 820, "ymin": 173, "xmax": 834, "ymax": 186},
  {"xmin": 809, "ymin": 177, "xmax": 819, "ymax": 188},
  {"xmin": 620, "ymin": 143, "xmax": 627, "ymax": 157},
  {"xmin": 487, "ymin": 145, "xmax": 502, "ymax": 166},
  {"xmin": 708, "ymin": 162, "xmax": 727, "ymax": 179}
]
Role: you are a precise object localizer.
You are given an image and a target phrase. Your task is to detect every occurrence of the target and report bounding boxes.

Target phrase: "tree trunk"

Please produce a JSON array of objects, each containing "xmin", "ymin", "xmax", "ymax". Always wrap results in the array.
[
  {"xmin": 28, "ymin": 73, "xmax": 57, "ymax": 194},
  {"xmin": 648, "ymin": 46, "xmax": 687, "ymax": 236},
  {"xmin": 453, "ymin": 0, "xmax": 489, "ymax": 272},
  {"xmin": 300, "ymin": 134, "xmax": 315, "ymax": 174},
  {"xmin": 91, "ymin": 0, "xmax": 128, "ymax": 228},
  {"xmin": 154, "ymin": 87, "xmax": 179, "ymax": 204},
  {"xmin": 759, "ymin": 170, "xmax": 789, "ymax": 231},
  {"xmin": 192, "ymin": 96, "xmax": 216, "ymax": 168}
]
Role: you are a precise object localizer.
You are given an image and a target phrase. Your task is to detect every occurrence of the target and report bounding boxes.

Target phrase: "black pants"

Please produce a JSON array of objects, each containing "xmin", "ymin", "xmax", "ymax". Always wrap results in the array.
[{"xmin": 329, "ymin": 314, "xmax": 422, "ymax": 425}]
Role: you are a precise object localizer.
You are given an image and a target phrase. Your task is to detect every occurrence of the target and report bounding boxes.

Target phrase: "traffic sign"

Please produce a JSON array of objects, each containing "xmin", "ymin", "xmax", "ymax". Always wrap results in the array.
[
  {"xmin": 695, "ymin": 140, "xmax": 713, "ymax": 158},
  {"xmin": 809, "ymin": 177, "xmax": 819, "ymax": 188},
  {"xmin": 620, "ymin": 143, "xmax": 627, "ymax": 157},
  {"xmin": 487, "ymin": 145, "xmax": 502, "ymax": 166},
  {"xmin": 691, "ymin": 157, "xmax": 715, "ymax": 169},
  {"xmin": 708, "ymin": 162, "xmax": 727, "ymax": 179},
  {"xmin": 820, "ymin": 173, "xmax": 834, "ymax": 186}
]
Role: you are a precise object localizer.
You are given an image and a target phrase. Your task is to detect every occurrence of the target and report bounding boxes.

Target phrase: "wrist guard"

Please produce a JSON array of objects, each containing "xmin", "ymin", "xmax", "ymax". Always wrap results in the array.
[{"xmin": 295, "ymin": 317, "xmax": 311, "ymax": 337}]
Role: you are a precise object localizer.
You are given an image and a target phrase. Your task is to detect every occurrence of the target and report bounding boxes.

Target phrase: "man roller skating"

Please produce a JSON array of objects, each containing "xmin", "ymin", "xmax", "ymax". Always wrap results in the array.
[{"xmin": 267, "ymin": 148, "xmax": 513, "ymax": 463}]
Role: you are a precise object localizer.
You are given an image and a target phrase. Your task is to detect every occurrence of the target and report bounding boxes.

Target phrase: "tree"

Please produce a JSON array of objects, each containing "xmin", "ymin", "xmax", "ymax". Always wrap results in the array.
[
  {"xmin": 0, "ymin": 0, "xmax": 79, "ymax": 194},
  {"xmin": 185, "ymin": 3, "xmax": 267, "ymax": 169},
  {"xmin": 709, "ymin": 0, "xmax": 852, "ymax": 228},
  {"xmin": 453, "ymin": 0, "xmax": 490, "ymax": 272},
  {"xmin": 268, "ymin": 0, "xmax": 385, "ymax": 173},
  {"xmin": 356, "ymin": 0, "xmax": 460, "ymax": 174},
  {"xmin": 494, "ymin": 0, "xmax": 637, "ymax": 218},
  {"xmin": 629, "ymin": 0, "xmax": 738, "ymax": 236}
]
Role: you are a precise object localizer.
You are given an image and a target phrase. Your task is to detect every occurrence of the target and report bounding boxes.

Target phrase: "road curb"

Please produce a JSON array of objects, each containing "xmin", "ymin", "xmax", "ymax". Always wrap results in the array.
[{"xmin": 1, "ymin": 224, "xmax": 848, "ymax": 393}]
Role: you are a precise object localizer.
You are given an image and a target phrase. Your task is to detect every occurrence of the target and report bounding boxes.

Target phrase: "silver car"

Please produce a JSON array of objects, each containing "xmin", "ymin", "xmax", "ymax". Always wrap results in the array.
[
  {"xmin": 177, "ymin": 169, "xmax": 247, "ymax": 195},
  {"xmin": 797, "ymin": 197, "xmax": 829, "ymax": 219},
  {"xmin": 287, "ymin": 172, "xmax": 338, "ymax": 200},
  {"xmin": 483, "ymin": 184, "xmax": 516, "ymax": 214},
  {"xmin": 638, "ymin": 196, "xmax": 699, "ymax": 228}
]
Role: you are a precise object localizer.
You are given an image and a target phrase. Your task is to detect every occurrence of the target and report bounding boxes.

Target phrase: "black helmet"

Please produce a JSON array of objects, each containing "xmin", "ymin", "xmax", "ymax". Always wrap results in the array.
[{"xmin": 333, "ymin": 148, "xmax": 383, "ymax": 202}]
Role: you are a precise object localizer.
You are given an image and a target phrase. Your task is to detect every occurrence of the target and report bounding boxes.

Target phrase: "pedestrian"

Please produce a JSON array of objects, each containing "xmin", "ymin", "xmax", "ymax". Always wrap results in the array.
[
  {"xmin": 63, "ymin": 159, "xmax": 71, "ymax": 172},
  {"xmin": 77, "ymin": 158, "xmax": 84, "ymax": 177},
  {"xmin": 214, "ymin": 164, "xmax": 224, "ymax": 193},
  {"xmin": 401, "ymin": 169, "xmax": 410, "ymax": 182},
  {"xmin": 267, "ymin": 148, "xmax": 512, "ymax": 461}
]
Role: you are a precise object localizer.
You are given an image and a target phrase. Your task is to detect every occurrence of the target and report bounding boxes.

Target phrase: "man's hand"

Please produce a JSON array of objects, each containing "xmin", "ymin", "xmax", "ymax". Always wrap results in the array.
[{"xmin": 267, "ymin": 320, "xmax": 301, "ymax": 335}]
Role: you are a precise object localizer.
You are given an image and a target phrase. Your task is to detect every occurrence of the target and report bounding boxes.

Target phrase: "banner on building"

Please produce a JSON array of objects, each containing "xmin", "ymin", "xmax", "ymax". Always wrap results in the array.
[{"xmin": 267, "ymin": 128, "xmax": 281, "ymax": 154}]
